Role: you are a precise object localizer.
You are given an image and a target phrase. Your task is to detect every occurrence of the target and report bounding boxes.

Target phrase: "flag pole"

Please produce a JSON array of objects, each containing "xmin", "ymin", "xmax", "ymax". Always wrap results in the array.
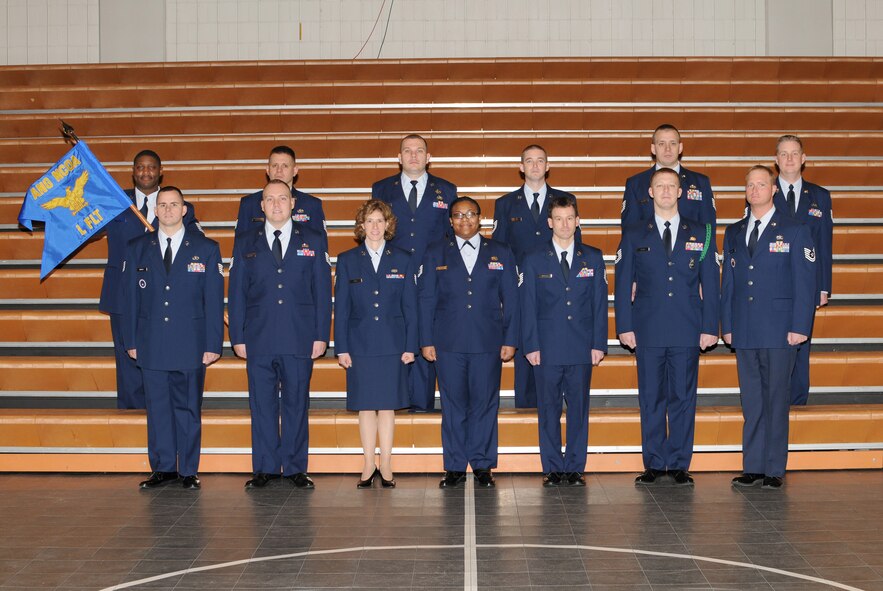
[{"xmin": 59, "ymin": 120, "xmax": 155, "ymax": 232}]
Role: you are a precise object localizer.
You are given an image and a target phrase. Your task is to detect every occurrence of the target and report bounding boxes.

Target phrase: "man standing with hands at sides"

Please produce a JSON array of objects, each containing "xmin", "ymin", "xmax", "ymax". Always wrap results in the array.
[
  {"xmin": 493, "ymin": 145, "xmax": 581, "ymax": 409},
  {"xmin": 615, "ymin": 168, "xmax": 720, "ymax": 487},
  {"xmin": 372, "ymin": 134, "xmax": 457, "ymax": 413},
  {"xmin": 774, "ymin": 135, "xmax": 834, "ymax": 406},
  {"xmin": 621, "ymin": 124, "xmax": 716, "ymax": 229},
  {"xmin": 723, "ymin": 166, "xmax": 816, "ymax": 490},
  {"xmin": 521, "ymin": 195, "xmax": 608, "ymax": 487},
  {"xmin": 101, "ymin": 150, "xmax": 200, "ymax": 409},
  {"xmin": 419, "ymin": 197, "xmax": 519, "ymax": 489},
  {"xmin": 234, "ymin": 145, "xmax": 326, "ymax": 237},
  {"xmin": 123, "ymin": 187, "xmax": 224, "ymax": 490},
  {"xmin": 228, "ymin": 180, "xmax": 331, "ymax": 489}
]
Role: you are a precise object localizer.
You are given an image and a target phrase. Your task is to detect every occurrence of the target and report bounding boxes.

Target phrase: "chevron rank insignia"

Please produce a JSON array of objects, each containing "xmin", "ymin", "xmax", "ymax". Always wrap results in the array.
[{"xmin": 805, "ymin": 247, "xmax": 816, "ymax": 262}]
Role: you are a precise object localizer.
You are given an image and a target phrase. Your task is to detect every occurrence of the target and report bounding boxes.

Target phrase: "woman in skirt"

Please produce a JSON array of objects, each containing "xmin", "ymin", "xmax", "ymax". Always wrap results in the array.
[{"xmin": 334, "ymin": 200, "xmax": 417, "ymax": 488}]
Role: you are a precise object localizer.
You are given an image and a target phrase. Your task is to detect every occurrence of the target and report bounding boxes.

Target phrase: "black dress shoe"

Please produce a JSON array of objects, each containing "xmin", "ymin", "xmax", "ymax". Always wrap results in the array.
[
  {"xmin": 182, "ymin": 475, "xmax": 201, "ymax": 489},
  {"xmin": 439, "ymin": 471, "xmax": 467, "ymax": 488},
  {"xmin": 473, "ymin": 469, "xmax": 495, "ymax": 488},
  {"xmin": 139, "ymin": 471, "xmax": 179, "ymax": 489},
  {"xmin": 245, "ymin": 473, "xmax": 280, "ymax": 489},
  {"xmin": 634, "ymin": 469, "xmax": 664, "ymax": 485},
  {"xmin": 356, "ymin": 468, "xmax": 379, "ymax": 489},
  {"xmin": 732, "ymin": 473, "xmax": 765, "ymax": 487},
  {"xmin": 287, "ymin": 473, "xmax": 315, "ymax": 489},
  {"xmin": 542, "ymin": 472, "xmax": 564, "ymax": 487},
  {"xmin": 566, "ymin": 472, "xmax": 586, "ymax": 487},
  {"xmin": 761, "ymin": 476, "xmax": 784, "ymax": 489},
  {"xmin": 669, "ymin": 470, "xmax": 694, "ymax": 486}
]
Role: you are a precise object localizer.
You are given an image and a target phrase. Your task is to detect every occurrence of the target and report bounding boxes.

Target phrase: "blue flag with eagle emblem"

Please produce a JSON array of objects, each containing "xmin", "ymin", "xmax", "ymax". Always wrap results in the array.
[{"xmin": 18, "ymin": 141, "xmax": 133, "ymax": 278}]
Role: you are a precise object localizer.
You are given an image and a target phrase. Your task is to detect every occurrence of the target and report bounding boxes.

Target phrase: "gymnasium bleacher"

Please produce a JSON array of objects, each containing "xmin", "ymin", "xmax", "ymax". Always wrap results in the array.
[{"xmin": 1, "ymin": 57, "xmax": 881, "ymax": 473}]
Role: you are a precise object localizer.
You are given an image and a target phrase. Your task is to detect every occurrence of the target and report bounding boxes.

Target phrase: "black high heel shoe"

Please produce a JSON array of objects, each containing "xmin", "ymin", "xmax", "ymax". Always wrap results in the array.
[
  {"xmin": 357, "ymin": 468, "xmax": 379, "ymax": 489},
  {"xmin": 379, "ymin": 470, "xmax": 396, "ymax": 488}
]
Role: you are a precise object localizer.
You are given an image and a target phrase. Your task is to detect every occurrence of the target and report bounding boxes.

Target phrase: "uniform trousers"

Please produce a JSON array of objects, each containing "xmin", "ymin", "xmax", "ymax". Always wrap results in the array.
[
  {"xmin": 790, "ymin": 318, "xmax": 814, "ymax": 405},
  {"xmin": 142, "ymin": 366, "xmax": 205, "ymax": 477},
  {"xmin": 408, "ymin": 354, "xmax": 438, "ymax": 412},
  {"xmin": 635, "ymin": 346, "xmax": 699, "ymax": 471},
  {"xmin": 436, "ymin": 351, "xmax": 501, "ymax": 472},
  {"xmin": 736, "ymin": 347, "xmax": 798, "ymax": 477},
  {"xmin": 513, "ymin": 352, "xmax": 538, "ymax": 408},
  {"xmin": 246, "ymin": 354, "xmax": 313, "ymax": 475},
  {"xmin": 535, "ymin": 363, "xmax": 593, "ymax": 474},
  {"xmin": 110, "ymin": 313, "xmax": 145, "ymax": 409}
]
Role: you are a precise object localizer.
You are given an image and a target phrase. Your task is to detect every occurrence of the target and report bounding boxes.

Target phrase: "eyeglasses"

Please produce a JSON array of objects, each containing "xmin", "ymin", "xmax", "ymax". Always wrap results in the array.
[{"xmin": 451, "ymin": 211, "xmax": 479, "ymax": 220}]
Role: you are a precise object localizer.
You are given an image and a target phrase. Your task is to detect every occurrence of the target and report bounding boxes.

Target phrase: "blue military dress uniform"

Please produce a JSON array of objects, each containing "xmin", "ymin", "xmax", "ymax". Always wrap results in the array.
[
  {"xmin": 333, "ymin": 243, "xmax": 418, "ymax": 410},
  {"xmin": 492, "ymin": 185, "xmax": 581, "ymax": 408},
  {"xmin": 418, "ymin": 237, "xmax": 519, "ymax": 473},
  {"xmin": 121, "ymin": 227, "xmax": 224, "ymax": 478},
  {"xmin": 235, "ymin": 189, "xmax": 326, "ymax": 237},
  {"xmin": 774, "ymin": 178, "xmax": 834, "ymax": 405},
  {"xmin": 227, "ymin": 222, "xmax": 332, "ymax": 476},
  {"xmin": 100, "ymin": 188, "xmax": 199, "ymax": 409},
  {"xmin": 621, "ymin": 166, "xmax": 716, "ymax": 229},
  {"xmin": 372, "ymin": 173, "xmax": 457, "ymax": 411},
  {"xmin": 520, "ymin": 241, "xmax": 608, "ymax": 474},
  {"xmin": 614, "ymin": 216, "xmax": 720, "ymax": 473},
  {"xmin": 721, "ymin": 210, "xmax": 816, "ymax": 477}
]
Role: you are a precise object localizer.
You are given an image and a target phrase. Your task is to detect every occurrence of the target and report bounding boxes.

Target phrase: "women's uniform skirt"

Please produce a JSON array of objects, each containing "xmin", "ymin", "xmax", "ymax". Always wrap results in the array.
[{"xmin": 346, "ymin": 354, "xmax": 409, "ymax": 411}]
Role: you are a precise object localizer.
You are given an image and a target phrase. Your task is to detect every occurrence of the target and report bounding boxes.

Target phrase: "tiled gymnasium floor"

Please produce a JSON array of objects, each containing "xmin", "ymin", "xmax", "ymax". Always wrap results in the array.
[{"xmin": 1, "ymin": 470, "xmax": 883, "ymax": 590}]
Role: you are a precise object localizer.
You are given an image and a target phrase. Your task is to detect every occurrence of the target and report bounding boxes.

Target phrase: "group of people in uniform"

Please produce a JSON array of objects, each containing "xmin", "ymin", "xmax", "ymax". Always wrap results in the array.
[{"xmin": 102, "ymin": 125, "xmax": 833, "ymax": 492}]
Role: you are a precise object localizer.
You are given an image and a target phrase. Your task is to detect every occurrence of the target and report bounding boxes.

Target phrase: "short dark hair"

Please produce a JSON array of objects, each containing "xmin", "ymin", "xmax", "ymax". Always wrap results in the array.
[
  {"xmin": 449, "ymin": 196, "xmax": 481, "ymax": 218},
  {"xmin": 649, "ymin": 167, "xmax": 680, "ymax": 185},
  {"xmin": 269, "ymin": 145, "xmax": 297, "ymax": 161},
  {"xmin": 653, "ymin": 124, "xmax": 681, "ymax": 142},
  {"xmin": 157, "ymin": 185, "xmax": 183, "ymax": 200},
  {"xmin": 400, "ymin": 134, "xmax": 428, "ymax": 152},
  {"xmin": 521, "ymin": 144, "xmax": 547, "ymax": 161},
  {"xmin": 547, "ymin": 194, "xmax": 578, "ymax": 218},
  {"xmin": 133, "ymin": 149, "xmax": 161, "ymax": 166}
]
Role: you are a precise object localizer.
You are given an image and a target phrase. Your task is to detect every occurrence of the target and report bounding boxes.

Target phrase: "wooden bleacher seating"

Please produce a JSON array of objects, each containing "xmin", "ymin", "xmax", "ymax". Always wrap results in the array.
[{"xmin": 0, "ymin": 57, "xmax": 881, "ymax": 472}]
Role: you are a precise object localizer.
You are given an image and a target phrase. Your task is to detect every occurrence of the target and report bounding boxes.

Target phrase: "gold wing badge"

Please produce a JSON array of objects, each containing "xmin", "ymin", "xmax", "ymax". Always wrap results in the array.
[{"xmin": 41, "ymin": 170, "xmax": 89, "ymax": 215}]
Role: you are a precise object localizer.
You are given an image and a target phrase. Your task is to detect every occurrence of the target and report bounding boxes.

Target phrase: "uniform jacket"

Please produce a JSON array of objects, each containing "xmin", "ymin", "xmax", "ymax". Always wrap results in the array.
[
  {"xmin": 621, "ymin": 166, "xmax": 716, "ymax": 229},
  {"xmin": 227, "ymin": 223, "xmax": 332, "ymax": 357},
  {"xmin": 122, "ymin": 227, "xmax": 224, "ymax": 371},
  {"xmin": 100, "ymin": 188, "xmax": 198, "ymax": 315},
  {"xmin": 721, "ymin": 210, "xmax": 816, "ymax": 349},
  {"xmin": 520, "ymin": 240, "xmax": 609, "ymax": 365},
  {"xmin": 418, "ymin": 237, "xmax": 519, "ymax": 354},
  {"xmin": 371, "ymin": 173, "xmax": 457, "ymax": 262},
  {"xmin": 492, "ymin": 185, "xmax": 582, "ymax": 262},
  {"xmin": 774, "ymin": 178, "xmax": 833, "ymax": 298},
  {"xmin": 234, "ymin": 189, "xmax": 326, "ymax": 236},
  {"xmin": 333, "ymin": 243, "xmax": 417, "ymax": 356},
  {"xmin": 614, "ymin": 216, "xmax": 720, "ymax": 348}
]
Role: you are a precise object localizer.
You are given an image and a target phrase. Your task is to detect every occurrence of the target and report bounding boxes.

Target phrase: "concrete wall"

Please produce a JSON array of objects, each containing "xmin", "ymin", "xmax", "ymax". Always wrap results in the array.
[
  {"xmin": 98, "ymin": 0, "xmax": 165, "ymax": 62},
  {"xmin": 1, "ymin": 0, "xmax": 881, "ymax": 65}
]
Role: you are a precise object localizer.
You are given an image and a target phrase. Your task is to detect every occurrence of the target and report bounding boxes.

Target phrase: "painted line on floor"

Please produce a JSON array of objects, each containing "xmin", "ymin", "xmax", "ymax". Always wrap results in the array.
[
  {"xmin": 484, "ymin": 544, "xmax": 869, "ymax": 591},
  {"xmin": 463, "ymin": 475, "xmax": 478, "ymax": 590},
  {"xmin": 99, "ymin": 542, "xmax": 869, "ymax": 591}
]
